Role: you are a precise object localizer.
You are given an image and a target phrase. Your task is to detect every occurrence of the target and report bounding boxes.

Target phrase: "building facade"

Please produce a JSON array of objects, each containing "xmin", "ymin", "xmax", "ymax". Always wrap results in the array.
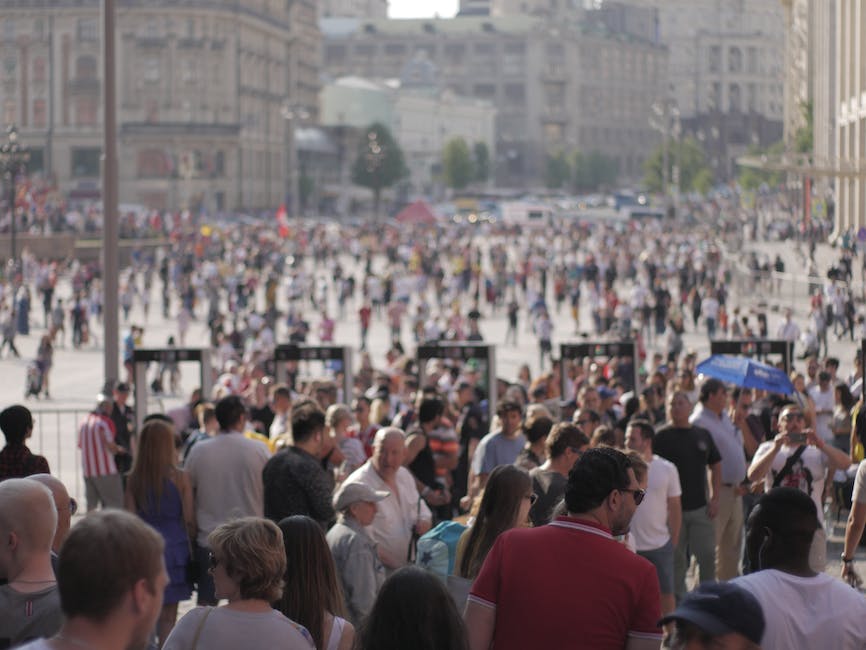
[
  {"xmin": 321, "ymin": 13, "xmax": 667, "ymax": 186},
  {"xmin": 0, "ymin": 0, "xmax": 318, "ymax": 213},
  {"xmin": 320, "ymin": 0, "xmax": 387, "ymax": 19},
  {"xmin": 834, "ymin": 0, "xmax": 865, "ymax": 233},
  {"xmin": 623, "ymin": 0, "xmax": 785, "ymax": 179}
]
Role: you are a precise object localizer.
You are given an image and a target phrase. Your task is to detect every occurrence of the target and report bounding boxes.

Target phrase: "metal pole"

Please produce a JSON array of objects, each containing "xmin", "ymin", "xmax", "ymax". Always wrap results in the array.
[
  {"xmin": 8, "ymin": 173, "xmax": 15, "ymax": 269},
  {"xmin": 102, "ymin": 0, "xmax": 120, "ymax": 387}
]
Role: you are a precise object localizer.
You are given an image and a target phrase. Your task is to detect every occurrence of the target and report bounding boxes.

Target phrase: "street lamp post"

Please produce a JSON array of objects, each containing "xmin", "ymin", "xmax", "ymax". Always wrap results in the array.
[
  {"xmin": 281, "ymin": 103, "xmax": 310, "ymax": 223},
  {"xmin": 0, "ymin": 125, "xmax": 30, "ymax": 276}
]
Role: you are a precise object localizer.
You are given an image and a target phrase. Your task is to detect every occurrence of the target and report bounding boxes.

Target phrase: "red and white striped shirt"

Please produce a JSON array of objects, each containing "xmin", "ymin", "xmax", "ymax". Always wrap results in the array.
[{"xmin": 78, "ymin": 412, "xmax": 118, "ymax": 477}]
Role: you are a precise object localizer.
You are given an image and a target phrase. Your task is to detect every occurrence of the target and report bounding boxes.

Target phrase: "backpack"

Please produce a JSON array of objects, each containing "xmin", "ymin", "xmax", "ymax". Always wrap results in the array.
[{"xmin": 415, "ymin": 520, "xmax": 467, "ymax": 579}]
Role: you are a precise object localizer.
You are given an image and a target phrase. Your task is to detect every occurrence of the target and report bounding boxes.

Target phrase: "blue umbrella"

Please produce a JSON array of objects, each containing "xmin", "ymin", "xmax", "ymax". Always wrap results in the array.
[{"xmin": 696, "ymin": 354, "xmax": 794, "ymax": 395}]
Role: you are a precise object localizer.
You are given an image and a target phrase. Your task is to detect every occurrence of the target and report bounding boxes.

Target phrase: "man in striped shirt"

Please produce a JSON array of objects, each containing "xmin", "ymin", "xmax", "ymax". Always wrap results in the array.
[{"xmin": 78, "ymin": 395, "xmax": 125, "ymax": 512}]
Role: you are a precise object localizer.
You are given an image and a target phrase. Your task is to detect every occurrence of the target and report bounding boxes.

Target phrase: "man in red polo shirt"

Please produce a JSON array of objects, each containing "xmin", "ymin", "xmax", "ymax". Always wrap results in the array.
[{"xmin": 465, "ymin": 447, "xmax": 663, "ymax": 650}]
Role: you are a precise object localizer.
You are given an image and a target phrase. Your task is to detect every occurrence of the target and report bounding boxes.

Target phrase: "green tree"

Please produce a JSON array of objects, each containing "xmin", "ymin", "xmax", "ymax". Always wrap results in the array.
[
  {"xmin": 572, "ymin": 150, "xmax": 619, "ymax": 191},
  {"xmin": 473, "ymin": 141, "xmax": 490, "ymax": 182},
  {"xmin": 737, "ymin": 140, "xmax": 785, "ymax": 191},
  {"xmin": 545, "ymin": 151, "xmax": 571, "ymax": 189},
  {"xmin": 442, "ymin": 137, "xmax": 475, "ymax": 190},
  {"xmin": 351, "ymin": 122, "xmax": 408, "ymax": 218},
  {"xmin": 643, "ymin": 137, "xmax": 713, "ymax": 194},
  {"xmin": 795, "ymin": 100, "xmax": 813, "ymax": 154}
]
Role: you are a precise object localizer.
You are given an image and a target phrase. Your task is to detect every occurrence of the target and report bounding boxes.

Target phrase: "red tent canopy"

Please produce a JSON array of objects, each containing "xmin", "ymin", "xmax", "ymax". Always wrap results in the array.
[{"xmin": 395, "ymin": 201, "xmax": 437, "ymax": 225}]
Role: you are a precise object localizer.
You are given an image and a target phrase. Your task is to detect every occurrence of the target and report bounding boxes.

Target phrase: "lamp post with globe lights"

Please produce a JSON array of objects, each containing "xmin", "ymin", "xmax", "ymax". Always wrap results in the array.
[{"xmin": 0, "ymin": 125, "xmax": 30, "ymax": 276}]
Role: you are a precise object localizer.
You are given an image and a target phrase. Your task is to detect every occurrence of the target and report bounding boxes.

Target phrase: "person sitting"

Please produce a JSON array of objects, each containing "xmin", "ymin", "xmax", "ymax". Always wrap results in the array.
[
  {"xmin": 276, "ymin": 516, "xmax": 355, "ymax": 650},
  {"xmin": 355, "ymin": 565, "xmax": 468, "ymax": 650},
  {"xmin": 164, "ymin": 517, "xmax": 314, "ymax": 650},
  {"xmin": 0, "ymin": 478, "xmax": 62, "ymax": 646},
  {"xmin": 0, "ymin": 405, "xmax": 49, "ymax": 481},
  {"xmin": 326, "ymin": 483, "xmax": 389, "ymax": 625}
]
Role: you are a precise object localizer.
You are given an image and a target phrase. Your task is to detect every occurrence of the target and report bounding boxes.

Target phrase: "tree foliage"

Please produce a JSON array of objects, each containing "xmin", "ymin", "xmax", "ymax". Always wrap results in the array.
[
  {"xmin": 643, "ymin": 137, "xmax": 713, "ymax": 194},
  {"xmin": 572, "ymin": 150, "xmax": 619, "ymax": 192},
  {"xmin": 737, "ymin": 140, "xmax": 785, "ymax": 191},
  {"xmin": 351, "ymin": 122, "xmax": 408, "ymax": 216},
  {"xmin": 473, "ymin": 142, "xmax": 490, "ymax": 183},
  {"xmin": 545, "ymin": 151, "xmax": 571, "ymax": 189},
  {"xmin": 795, "ymin": 100, "xmax": 813, "ymax": 154},
  {"xmin": 442, "ymin": 137, "xmax": 475, "ymax": 190}
]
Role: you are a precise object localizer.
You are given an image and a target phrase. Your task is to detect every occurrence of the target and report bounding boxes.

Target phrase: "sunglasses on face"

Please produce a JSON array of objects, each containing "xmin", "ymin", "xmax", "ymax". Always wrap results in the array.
[{"xmin": 619, "ymin": 488, "xmax": 646, "ymax": 505}]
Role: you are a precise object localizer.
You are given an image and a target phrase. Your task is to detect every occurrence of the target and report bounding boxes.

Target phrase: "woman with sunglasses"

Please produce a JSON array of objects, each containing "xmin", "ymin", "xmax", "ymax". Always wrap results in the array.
[
  {"xmin": 163, "ymin": 517, "xmax": 314, "ymax": 650},
  {"xmin": 124, "ymin": 418, "xmax": 194, "ymax": 647},
  {"xmin": 454, "ymin": 464, "xmax": 533, "ymax": 580}
]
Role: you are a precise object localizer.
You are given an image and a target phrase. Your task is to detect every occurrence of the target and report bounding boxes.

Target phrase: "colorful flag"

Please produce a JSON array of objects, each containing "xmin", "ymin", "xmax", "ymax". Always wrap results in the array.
[{"xmin": 276, "ymin": 203, "xmax": 290, "ymax": 238}]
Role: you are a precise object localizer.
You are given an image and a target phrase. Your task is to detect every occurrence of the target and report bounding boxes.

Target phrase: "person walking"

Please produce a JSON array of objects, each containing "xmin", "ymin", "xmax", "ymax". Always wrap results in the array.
[{"xmin": 78, "ymin": 394, "xmax": 126, "ymax": 512}]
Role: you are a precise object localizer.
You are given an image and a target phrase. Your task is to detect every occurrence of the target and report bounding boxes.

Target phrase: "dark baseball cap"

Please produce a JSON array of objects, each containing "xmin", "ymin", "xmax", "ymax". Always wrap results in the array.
[
  {"xmin": 659, "ymin": 582, "xmax": 764, "ymax": 645},
  {"xmin": 115, "ymin": 382, "xmax": 130, "ymax": 393}
]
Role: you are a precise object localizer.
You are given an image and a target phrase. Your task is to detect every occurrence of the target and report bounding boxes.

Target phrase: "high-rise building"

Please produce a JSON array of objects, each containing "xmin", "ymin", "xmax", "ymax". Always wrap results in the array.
[
  {"xmin": 458, "ymin": 0, "xmax": 491, "ymax": 16},
  {"xmin": 321, "ymin": 13, "xmax": 667, "ymax": 186},
  {"xmin": 0, "ymin": 0, "xmax": 319, "ymax": 212}
]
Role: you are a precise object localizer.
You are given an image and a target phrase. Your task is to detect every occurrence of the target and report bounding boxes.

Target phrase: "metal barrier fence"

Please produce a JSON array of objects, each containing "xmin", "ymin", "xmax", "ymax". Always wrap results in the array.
[{"xmin": 28, "ymin": 409, "xmax": 88, "ymax": 503}]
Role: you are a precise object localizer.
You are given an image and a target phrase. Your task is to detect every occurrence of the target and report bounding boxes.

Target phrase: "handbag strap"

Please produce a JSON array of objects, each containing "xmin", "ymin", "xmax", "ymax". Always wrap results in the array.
[
  {"xmin": 190, "ymin": 606, "xmax": 214, "ymax": 650},
  {"xmin": 772, "ymin": 445, "xmax": 807, "ymax": 488}
]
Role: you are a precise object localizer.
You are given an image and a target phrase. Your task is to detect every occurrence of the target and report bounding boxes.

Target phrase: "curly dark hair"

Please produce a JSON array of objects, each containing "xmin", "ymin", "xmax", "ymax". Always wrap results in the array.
[{"xmin": 564, "ymin": 447, "xmax": 632, "ymax": 514}]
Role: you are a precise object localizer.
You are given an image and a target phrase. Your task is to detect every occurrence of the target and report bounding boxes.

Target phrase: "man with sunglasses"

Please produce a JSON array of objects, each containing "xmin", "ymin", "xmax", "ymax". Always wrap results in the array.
[
  {"xmin": 465, "ymin": 447, "xmax": 662, "ymax": 650},
  {"xmin": 747, "ymin": 402, "xmax": 852, "ymax": 569}
]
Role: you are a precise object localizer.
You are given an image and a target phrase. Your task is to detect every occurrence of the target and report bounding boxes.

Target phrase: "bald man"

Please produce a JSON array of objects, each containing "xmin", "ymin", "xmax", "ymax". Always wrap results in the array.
[
  {"xmin": 342, "ymin": 427, "xmax": 432, "ymax": 572},
  {"xmin": 28, "ymin": 474, "xmax": 75, "ymax": 555},
  {"xmin": 0, "ymin": 478, "xmax": 63, "ymax": 646}
]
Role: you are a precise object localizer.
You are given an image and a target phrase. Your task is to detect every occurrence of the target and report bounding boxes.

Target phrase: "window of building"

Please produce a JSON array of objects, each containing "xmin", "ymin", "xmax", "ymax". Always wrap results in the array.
[
  {"xmin": 709, "ymin": 46, "xmax": 721, "ymax": 73},
  {"xmin": 505, "ymin": 83, "xmax": 525, "ymax": 104},
  {"xmin": 325, "ymin": 44, "xmax": 346, "ymax": 64},
  {"xmin": 28, "ymin": 148, "xmax": 44, "ymax": 174},
  {"xmin": 76, "ymin": 55, "xmax": 97, "ymax": 80},
  {"xmin": 33, "ymin": 57, "xmax": 46, "ymax": 83},
  {"xmin": 4, "ymin": 56, "xmax": 16, "ymax": 80},
  {"xmin": 77, "ymin": 18, "xmax": 98, "ymax": 42},
  {"xmin": 729, "ymin": 83, "xmax": 741, "ymax": 112},
  {"xmin": 137, "ymin": 149, "xmax": 171, "ymax": 178},
  {"xmin": 71, "ymin": 147, "xmax": 101, "ymax": 177},
  {"xmin": 355, "ymin": 44, "xmax": 375, "ymax": 56},
  {"xmin": 384, "ymin": 43, "xmax": 406, "ymax": 56},
  {"xmin": 747, "ymin": 47, "xmax": 757, "ymax": 74},
  {"xmin": 3, "ymin": 20, "xmax": 15, "ymax": 41},
  {"xmin": 33, "ymin": 99, "xmax": 46, "ymax": 128},
  {"xmin": 474, "ymin": 43, "xmax": 494, "ymax": 55},
  {"xmin": 3, "ymin": 99, "xmax": 15, "ymax": 125},
  {"xmin": 33, "ymin": 18, "xmax": 44, "ymax": 40},
  {"xmin": 215, "ymin": 150, "xmax": 225, "ymax": 176},
  {"xmin": 473, "ymin": 83, "xmax": 496, "ymax": 99},
  {"xmin": 142, "ymin": 57, "xmax": 160, "ymax": 82},
  {"xmin": 728, "ymin": 47, "xmax": 742, "ymax": 73},
  {"xmin": 144, "ymin": 18, "xmax": 160, "ymax": 38},
  {"xmin": 76, "ymin": 97, "xmax": 97, "ymax": 126}
]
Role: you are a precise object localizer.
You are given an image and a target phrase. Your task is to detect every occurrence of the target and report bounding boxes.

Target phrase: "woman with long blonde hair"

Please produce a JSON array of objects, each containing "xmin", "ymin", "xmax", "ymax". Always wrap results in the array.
[{"xmin": 125, "ymin": 418, "xmax": 195, "ymax": 647}]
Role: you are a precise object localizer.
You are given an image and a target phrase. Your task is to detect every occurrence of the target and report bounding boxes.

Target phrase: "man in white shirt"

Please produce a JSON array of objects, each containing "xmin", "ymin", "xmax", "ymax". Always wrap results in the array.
[
  {"xmin": 625, "ymin": 419, "xmax": 682, "ymax": 617},
  {"xmin": 342, "ymin": 427, "xmax": 432, "ymax": 573},
  {"xmin": 807, "ymin": 371, "xmax": 834, "ymax": 443},
  {"xmin": 733, "ymin": 487, "xmax": 866, "ymax": 649},
  {"xmin": 185, "ymin": 395, "xmax": 271, "ymax": 604},
  {"xmin": 747, "ymin": 402, "xmax": 851, "ymax": 570}
]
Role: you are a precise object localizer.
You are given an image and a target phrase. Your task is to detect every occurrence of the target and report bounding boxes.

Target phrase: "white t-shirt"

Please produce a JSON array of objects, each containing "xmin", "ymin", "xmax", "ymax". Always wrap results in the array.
[
  {"xmin": 630, "ymin": 455, "xmax": 681, "ymax": 551},
  {"xmin": 851, "ymin": 460, "xmax": 866, "ymax": 504},
  {"xmin": 733, "ymin": 569, "xmax": 866, "ymax": 650},
  {"xmin": 754, "ymin": 442, "xmax": 829, "ymax": 523},
  {"xmin": 808, "ymin": 384, "xmax": 834, "ymax": 441}
]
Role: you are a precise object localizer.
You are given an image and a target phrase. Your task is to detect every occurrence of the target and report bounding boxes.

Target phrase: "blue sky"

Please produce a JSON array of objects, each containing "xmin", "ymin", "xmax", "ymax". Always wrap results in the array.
[{"xmin": 388, "ymin": 0, "xmax": 459, "ymax": 18}]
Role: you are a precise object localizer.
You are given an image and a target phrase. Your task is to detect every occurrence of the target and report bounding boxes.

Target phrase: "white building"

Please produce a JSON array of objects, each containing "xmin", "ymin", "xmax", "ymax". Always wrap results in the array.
[
  {"xmin": 320, "ymin": 64, "xmax": 496, "ymax": 195},
  {"xmin": 320, "ymin": 0, "xmax": 387, "ymax": 19}
]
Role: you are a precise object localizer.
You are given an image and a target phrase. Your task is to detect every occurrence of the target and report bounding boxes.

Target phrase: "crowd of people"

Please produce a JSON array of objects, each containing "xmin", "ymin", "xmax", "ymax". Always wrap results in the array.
[{"xmin": 4, "ymin": 205, "xmax": 866, "ymax": 648}]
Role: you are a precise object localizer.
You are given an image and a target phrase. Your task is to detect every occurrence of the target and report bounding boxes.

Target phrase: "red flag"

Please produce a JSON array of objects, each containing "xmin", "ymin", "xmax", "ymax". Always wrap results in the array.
[{"xmin": 276, "ymin": 203, "xmax": 290, "ymax": 238}]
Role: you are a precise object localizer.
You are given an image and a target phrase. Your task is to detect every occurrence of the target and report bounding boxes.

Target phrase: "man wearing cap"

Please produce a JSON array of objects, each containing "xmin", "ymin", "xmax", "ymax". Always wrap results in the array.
[
  {"xmin": 326, "ymin": 482, "xmax": 389, "ymax": 624},
  {"xmin": 110, "ymin": 383, "xmax": 135, "ymax": 483},
  {"xmin": 733, "ymin": 487, "xmax": 866, "ymax": 648},
  {"xmin": 659, "ymin": 582, "xmax": 764, "ymax": 650},
  {"xmin": 342, "ymin": 428, "xmax": 431, "ymax": 572},
  {"xmin": 77, "ymin": 394, "xmax": 125, "ymax": 512}
]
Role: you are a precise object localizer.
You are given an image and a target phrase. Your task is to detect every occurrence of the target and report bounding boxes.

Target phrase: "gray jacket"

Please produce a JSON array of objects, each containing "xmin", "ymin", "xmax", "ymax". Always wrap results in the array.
[{"xmin": 326, "ymin": 514, "xmax": 386, "ymax": 624}]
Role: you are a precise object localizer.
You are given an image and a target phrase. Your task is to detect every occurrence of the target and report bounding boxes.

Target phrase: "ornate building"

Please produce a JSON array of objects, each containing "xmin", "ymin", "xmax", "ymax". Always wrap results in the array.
[{"xmin": 0, "ymin": 0, "xmax": 319, "ymax": 212}]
